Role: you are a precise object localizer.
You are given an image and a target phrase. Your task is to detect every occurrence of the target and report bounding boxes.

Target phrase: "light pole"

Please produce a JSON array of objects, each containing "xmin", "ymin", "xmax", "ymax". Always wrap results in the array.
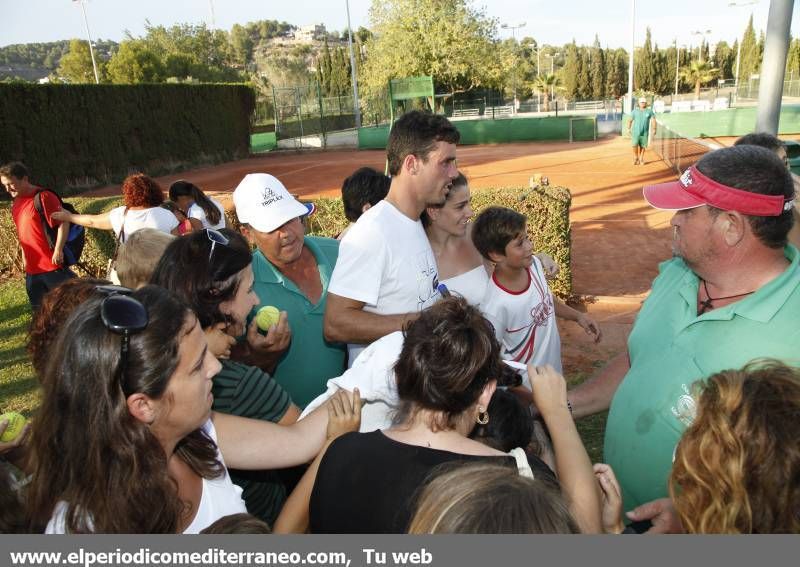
[
  {"xmin": 208, "ymin": 0, "xmax": 216, "ymax": 29},
  {"xmin": 674, "ymin": 41, "xmax": 686, "ymax": 96},
  {"xmin": 545, "ymin": 52, "xmax": 560, "ymax": 100},
  {"xmin": 729, "ymin": 1, "xmax": 759, "ymax": 89},
  {"xmin": 691, "ymin": 29, "xmax": 712, "ymax": 62},
  {"xmin": 345, "ymin": 0, "xmax": 361, "ymax": 128},
  {"xmin": 72, "ymin": 0, "xmax": 99, "ymax": 84},
  {"xmin": 627, "ymin": 0, "xmax": 635, "ymax": 113},
  {"xmin": 501, "ymin": 22, "xmax": 526, "ymax": 112}
]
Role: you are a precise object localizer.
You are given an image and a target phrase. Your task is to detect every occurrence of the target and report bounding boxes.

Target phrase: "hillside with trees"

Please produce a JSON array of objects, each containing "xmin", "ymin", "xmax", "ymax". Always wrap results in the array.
[{"xmin": 2, "ymin": 1, "xmax": 798, "ymax": 114}]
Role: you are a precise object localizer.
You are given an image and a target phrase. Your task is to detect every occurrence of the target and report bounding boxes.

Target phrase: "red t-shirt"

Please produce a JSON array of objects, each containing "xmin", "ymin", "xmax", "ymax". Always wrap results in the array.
[{"xmin": 11, "ymin": 190, "xmax": 63, "ymax": 275}]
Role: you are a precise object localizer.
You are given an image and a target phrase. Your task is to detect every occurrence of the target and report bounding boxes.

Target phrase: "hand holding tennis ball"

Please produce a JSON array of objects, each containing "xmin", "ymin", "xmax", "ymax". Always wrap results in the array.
[
  {"xmin": 0, "ymin": 412, "xmax": 27, "ymax": 443},
  {"xmin": 255, "ymin": 305, "xmax": 281, "ymax": 332}
]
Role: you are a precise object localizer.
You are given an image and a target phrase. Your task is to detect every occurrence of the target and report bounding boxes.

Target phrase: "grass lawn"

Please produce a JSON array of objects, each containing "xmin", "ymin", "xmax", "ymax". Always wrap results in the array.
[
  {"xmin": 0, "ymin": 278, "xmax": 38, "ymax": 417},
  {"xmin": 0, "ymin": 276, "xmax": 607, "ymax": 461}
]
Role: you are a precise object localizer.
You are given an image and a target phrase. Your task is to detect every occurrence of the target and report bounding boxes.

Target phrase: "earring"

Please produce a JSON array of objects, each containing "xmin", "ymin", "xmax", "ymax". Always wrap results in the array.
[{"xmin": 476, "ymin": 406, "xmax": 489, "ymax": 425}]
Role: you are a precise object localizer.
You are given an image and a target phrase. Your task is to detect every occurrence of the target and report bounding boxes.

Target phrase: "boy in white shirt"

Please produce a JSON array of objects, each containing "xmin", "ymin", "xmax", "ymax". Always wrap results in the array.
[{"xmin": 472, "ymin": 206, "xmax": 601, "ymax": 372}]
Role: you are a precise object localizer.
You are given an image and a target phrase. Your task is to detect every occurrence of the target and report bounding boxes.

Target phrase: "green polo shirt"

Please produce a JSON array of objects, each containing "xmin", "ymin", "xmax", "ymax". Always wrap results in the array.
[
  {"xmin": 604, "ymin": 246, "xmax": 800, "ymax": 512},
  {"xmin": 249, "ymin": 236, "xmax": 346, "ymax": 408},
  {"xmin": 630, "ymin": 107, "xmax": 655, "ymax": 137}
]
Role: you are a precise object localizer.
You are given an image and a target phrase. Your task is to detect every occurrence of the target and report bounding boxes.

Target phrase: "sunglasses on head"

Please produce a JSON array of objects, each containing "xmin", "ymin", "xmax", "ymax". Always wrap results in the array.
[
  {"xmin": 97, "ymin": 285, "xmax": 148, "ymax": 395},
  {"xmin": 206, "ymin": 228, "xmax": 230, "ymax": 263}
]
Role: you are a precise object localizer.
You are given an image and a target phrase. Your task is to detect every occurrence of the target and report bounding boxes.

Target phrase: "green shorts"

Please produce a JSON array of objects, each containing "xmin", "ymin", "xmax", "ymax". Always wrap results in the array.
[{"xmin": 631, "ymin": 134, "xmax": 649, "ymax": 148}]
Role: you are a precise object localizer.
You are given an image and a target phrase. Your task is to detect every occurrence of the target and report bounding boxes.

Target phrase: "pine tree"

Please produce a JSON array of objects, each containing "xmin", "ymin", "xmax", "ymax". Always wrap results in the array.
[{"xmin": 590, "ymin": 36, "xmax": 606, "ymax": 99}]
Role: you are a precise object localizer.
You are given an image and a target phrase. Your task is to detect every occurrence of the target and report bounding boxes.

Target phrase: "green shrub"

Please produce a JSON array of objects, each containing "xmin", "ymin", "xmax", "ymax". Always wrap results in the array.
[
  {"xmin": 0, "ymin": 83, "xmax": 255, "ymax": 194},
  {"xmin": 305, "ymin": 185, "xmax": 573, "ymax": 298},
  {"xmin": 2, "ymin": 185, "xmax": 572, "ymax": 297}
]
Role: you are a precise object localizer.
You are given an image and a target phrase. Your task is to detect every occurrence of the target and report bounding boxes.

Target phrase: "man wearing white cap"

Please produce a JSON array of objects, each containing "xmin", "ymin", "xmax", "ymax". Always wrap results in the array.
[
  {"xmin": 627, "ymin": 97, "xmax": 656, "ymax": 165},
  {"xmin": 233, "ymin": 173, "xmax": 346, "ymax": 408},
  {"xmin": 324, "ymin": 110, "xmax": 460, "ymax": 365},
  {"xmin": 568, "ymin": 145, "xmax": 799, "ymax": 530}
]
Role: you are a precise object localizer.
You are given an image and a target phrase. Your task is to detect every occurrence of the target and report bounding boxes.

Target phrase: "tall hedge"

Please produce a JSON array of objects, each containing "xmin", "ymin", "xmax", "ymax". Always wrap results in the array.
[
  {"xmin": 1, "ymin": 185, "xmax": 572, "ymax": 297},
  {"xmin": 0, "ymin": 83, "xmax": 255, "ymax": 192}
]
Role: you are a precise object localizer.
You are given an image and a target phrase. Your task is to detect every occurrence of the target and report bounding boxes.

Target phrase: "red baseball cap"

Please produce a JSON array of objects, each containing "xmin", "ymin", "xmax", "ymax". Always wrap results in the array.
[{"xmin": 643, "ymin": 165, "xmax": 794, "ymax": 217}]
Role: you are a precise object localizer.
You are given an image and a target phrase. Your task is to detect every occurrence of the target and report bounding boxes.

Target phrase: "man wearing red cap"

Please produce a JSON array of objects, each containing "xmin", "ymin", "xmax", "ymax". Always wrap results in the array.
[{"xmin": 569, "ymin": 145, "xmax": 798, "ymax": 530}]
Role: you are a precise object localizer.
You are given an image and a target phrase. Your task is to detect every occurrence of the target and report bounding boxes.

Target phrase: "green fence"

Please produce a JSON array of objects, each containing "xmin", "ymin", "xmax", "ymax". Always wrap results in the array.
[
  {"xmin": 251, "ymin": 132, "xmax": 277, "ymax": 153},
  {"xmin": 622, "ymin": 105, "xmax": 800, "ymax": 139},
  {"xmin": 358, "ymin": 114, "xmax": 599, "ymax": 149}
]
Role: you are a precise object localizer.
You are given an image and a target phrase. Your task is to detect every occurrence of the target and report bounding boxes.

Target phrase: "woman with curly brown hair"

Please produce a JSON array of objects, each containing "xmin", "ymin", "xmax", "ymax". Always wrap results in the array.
[
  {"xmin": 27, "ymin": 277, "xmax": 110, "ymax": 379},
  {"xmin": 669, "ymin": 360, "xmax": 800, "ymax": 534},
  {"xmin": 596, "ymin": 360, "xmax": 800, "ymax": 534},
  {"xmin": 52, "ymin": 173, "xmax": 179, "ymax": 242}
]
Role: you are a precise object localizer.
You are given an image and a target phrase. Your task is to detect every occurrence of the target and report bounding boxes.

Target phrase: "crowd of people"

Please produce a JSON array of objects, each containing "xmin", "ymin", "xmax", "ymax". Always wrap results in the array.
[{"xmin": 1, "ymin": 111, "xmax": 799, "ymax": 534}]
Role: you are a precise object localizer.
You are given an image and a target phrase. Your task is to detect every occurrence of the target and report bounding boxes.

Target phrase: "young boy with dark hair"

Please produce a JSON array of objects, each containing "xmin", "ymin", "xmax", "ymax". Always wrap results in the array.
[{"xmin": 472, "ymin": 206, "xmax": 601, "ymax": 371}]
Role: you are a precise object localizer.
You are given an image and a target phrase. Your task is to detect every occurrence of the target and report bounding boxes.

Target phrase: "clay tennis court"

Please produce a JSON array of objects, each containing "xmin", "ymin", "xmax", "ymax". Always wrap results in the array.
[
  {"xmin": 87, "ymin": 135, "xmax": 690, "ymax": 299},
  {"xmin": 78, "ymin": 133, "xmax": 771, "ymax": 401}
]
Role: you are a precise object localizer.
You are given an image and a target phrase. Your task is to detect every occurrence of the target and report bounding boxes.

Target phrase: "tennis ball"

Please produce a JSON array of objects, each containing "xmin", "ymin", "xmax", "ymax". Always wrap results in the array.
[
  {"xmin": 0, "ymin": 412, "xmax": 27, "ymax": 443},
  {"xmin": 255, "ymin": 306, "xmax": 281, "ymax": 331}
]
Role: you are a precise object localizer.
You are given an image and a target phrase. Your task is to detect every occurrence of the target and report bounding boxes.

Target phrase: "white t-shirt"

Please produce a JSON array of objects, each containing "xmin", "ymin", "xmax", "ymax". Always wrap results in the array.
[
  {"xmin": 480, "ymin": 258, "xmax": 562, "ymax": 373},
  {"xmin": 188, "ymin": 198, "xmax": 226, "ymax": 230},
  {"xmin": 329, "ymin": 200, "xmax": 441, "ymax": 364},
  {"xmin": 108, "ymin": 206, "xmax": 179, "ymax": 242},
  {"xmin": 300, "ymin": 331, "xmax": 404, "ymax": 432},
  {"xmin": 45, "ymin": 420, "xmax": 246, "ymax": 534},
  {"xmin": 441, "ymin": 264, "xmax": 489, "ymax": 306}
]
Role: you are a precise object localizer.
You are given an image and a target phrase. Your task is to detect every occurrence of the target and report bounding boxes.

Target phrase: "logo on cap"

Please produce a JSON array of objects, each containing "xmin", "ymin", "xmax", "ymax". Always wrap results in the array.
[
  {"xmin": 261, "ymin": 187, "xmax": 284, "ymax": 207},
  {"xmin": 679, "ymin": 169, "xmax": 694, "ymax": 187}
]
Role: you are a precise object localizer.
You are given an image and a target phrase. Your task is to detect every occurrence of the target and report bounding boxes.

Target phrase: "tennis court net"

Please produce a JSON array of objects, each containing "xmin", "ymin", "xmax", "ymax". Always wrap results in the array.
[{"xmin": 652, "ymin": 121, "xmax": 721, "ymax": 174}]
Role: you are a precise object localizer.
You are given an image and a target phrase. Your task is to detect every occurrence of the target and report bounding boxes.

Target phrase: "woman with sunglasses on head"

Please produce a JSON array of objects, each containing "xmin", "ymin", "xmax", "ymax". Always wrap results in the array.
[
  {"xmin": 27, "ymin": 286, "xmax": 360, "ymax": 533},
  {"xmin": 52, "ymin": 173, "xmax": 180, "ymax": 240},
  {"xmin": 149, "ymin": 228, "xmax": 302, "ymax": 525},
  {"xmin": 169, "ymin": 180, "xmax": 226, "ymax": 231}
]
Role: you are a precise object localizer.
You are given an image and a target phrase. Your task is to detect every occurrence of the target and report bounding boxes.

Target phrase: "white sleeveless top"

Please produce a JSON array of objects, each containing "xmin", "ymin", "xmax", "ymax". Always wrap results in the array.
[
  {"xmin": 441, "ymin": 265, "xmax": 490, "ymax": 306},
  {"xmin": 46, "ymin": 420, "xmax": 246, "ymax": 534}
]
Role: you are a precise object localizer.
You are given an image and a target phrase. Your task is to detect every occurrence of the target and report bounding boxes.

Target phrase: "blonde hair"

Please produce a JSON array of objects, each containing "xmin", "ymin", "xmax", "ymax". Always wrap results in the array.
[
  {"xmin": 408, "ymin": 462, "xmax": 578, "ymax": 534},
  {"xmin": 115, "ymin": 228, "xmax": 175, "ymax": 289},
  {"xmin": 670, "ymin": 360, "xmax": 800, "ymax": 533}
]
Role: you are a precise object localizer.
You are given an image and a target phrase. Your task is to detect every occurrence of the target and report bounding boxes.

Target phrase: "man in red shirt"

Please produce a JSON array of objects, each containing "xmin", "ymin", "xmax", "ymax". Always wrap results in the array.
[{"xmin": 1, "ymin": 162, "xmax": 75, "ymax": 310}]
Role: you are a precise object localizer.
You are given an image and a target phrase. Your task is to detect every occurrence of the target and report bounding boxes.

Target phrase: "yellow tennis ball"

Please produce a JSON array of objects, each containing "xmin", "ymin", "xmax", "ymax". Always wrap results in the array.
[
  {"xmin": 255, "ymin": 305, "xmax": 281, "ymax": 331},
  {"xmin": 0, "ymin": 412, "xmax": 27, "ymax": 443}
]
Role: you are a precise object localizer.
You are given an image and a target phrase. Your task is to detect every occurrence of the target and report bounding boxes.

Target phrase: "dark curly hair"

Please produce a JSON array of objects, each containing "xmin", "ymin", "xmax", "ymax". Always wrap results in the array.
[
  {"xmin": 122, "ymin": 173, "xmax": 165, "ymax": 208},
  {"xmin": 27, "ymin": 277, "xmax": 110, "ymax": 381}
]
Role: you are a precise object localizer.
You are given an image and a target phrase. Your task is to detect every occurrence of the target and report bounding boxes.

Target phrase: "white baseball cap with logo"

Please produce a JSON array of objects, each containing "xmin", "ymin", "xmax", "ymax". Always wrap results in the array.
[{"xmin": 233, "ymin": 173, "xmax": 314, "ymax": 233}]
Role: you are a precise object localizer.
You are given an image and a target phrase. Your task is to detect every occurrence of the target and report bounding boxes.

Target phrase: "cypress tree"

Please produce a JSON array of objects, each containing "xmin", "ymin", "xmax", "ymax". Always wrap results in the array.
[
  {"xmin": 562, "ymin": 40, "xmax": 581, "ymax": 100},
  {"xmin": 739, "ymin": 15, "xmax": 759, "ymax": 82},
  {"xmin": 590, "ymin": 35, "xmax": 606, "ymax": 99}
]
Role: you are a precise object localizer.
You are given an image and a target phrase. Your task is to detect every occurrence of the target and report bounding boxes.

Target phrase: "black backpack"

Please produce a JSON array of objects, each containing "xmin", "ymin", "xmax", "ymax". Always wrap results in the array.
[{"xmin": 33, "ymin": 190, "xmax": 86, "ymax": 267}]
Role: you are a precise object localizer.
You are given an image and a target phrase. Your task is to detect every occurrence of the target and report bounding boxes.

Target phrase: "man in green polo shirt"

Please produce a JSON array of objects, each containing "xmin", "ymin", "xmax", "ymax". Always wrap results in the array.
[
  {"xmin": 627, "ymin": 97, "xmax": 656, "ymax": 165},
  {"xmin": 568, "ymin": 145, "xmax": 799, "ymax": 531},
  {"xmin": 233, "ymin": 173, "xmax": 346, "ymax": 408}
]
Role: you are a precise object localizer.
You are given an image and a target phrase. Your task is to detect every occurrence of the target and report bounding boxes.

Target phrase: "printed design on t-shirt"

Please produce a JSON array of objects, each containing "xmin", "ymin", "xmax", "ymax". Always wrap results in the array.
[
  {"xmin": 503, "ymin": 274, "xmax": 553, "ymax": 363},
  {"xmin": 670, "ymin": 383, "xmax": 697, "ymax": 427},
  {"xmin": 414, "ymin": 250, "xmax": 440, "ymax": 310}
]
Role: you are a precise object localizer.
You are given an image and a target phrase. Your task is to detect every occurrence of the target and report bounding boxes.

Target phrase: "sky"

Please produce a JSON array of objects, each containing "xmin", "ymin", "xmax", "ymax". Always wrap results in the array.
[{"xmin": 2, "ymin": 0, "xmax": 798, "ymax": 50}]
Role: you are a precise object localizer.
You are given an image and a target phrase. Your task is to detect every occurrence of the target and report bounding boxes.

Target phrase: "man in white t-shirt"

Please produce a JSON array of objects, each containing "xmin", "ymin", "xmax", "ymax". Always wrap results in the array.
[{"xmin": 324, "ymin": 110, "xmax": 461, "ymax": 364}]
